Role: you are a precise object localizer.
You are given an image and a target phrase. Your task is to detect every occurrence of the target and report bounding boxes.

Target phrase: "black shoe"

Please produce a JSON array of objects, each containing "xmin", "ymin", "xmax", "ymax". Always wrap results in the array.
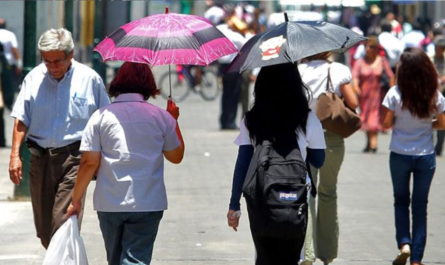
[
  {"xmin": 362, "ymin": 146, "xmax": 370, "ymax": 153},
  {"xmin": 363, "ymin": 146, "xmax": 377, "ymax": 153}
]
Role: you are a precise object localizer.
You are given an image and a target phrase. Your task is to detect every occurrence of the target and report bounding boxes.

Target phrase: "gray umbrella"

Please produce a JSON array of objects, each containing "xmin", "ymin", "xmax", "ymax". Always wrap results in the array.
[{"xmin": 226, "ymin": 15, "xmax": 367, "ymax": 73}]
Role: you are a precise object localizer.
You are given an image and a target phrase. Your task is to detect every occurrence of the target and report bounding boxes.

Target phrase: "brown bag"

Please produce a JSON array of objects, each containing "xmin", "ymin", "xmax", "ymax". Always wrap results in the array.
[{"xmin": 315, "ymin": 66, "xmax": 361, "ymax": 138}]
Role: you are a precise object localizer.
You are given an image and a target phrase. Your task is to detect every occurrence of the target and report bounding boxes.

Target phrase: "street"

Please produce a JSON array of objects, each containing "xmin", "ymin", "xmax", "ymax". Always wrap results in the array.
[{"xmin": 0, "ymin": 70, "xmax": 444, "ymax": 265}]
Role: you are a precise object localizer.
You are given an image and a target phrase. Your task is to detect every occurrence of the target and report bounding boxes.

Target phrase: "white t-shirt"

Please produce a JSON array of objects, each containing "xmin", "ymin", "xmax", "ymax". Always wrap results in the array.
[
  {"xmin": 298, "ymin": 60, "xmax": 351, "ymax": 110},
  {"xmin": 234, "ymin": 111, "xmax": 326, "ymax": 161},
  {"xmin": 382, "ymin": 86, "xmax": 445, "ymax": 155},
  {"xmin": 0, "ymin": 28, "xmax": 18, "ymax": 65}
]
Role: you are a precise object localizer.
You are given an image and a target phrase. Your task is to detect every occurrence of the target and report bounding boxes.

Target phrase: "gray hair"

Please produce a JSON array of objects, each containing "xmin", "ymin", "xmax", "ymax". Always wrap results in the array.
[{"xmin": 38, "ymin": 28, "xmax": 74, "ymax": 55}]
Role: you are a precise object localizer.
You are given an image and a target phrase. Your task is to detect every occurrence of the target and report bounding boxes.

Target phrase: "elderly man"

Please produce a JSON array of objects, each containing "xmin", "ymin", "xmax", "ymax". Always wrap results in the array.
[{"xmin": 8, "ymin": 28, "xmax": 110, "ymax": 248}]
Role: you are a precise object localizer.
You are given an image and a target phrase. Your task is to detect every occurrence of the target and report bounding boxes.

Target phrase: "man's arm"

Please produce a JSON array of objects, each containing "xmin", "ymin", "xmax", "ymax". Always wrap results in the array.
[{"xmin": 9, "ymin": 119, "xmax": 27, "ymax": 184}]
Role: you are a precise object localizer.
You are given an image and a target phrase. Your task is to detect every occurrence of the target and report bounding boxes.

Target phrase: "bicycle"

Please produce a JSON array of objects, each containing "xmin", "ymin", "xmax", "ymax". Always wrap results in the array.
[{"xmin": 158, "ymin": 64, "xmax": 221, "ymax": 102}]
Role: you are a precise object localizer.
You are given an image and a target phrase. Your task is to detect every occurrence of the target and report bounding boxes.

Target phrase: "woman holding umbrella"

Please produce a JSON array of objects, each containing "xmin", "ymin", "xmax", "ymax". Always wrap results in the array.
[
  {"xmin": 226, "ymin": 63, "xmax": 326, "ymax": 265},
  {"xmin": 66, "ymin": 62, "xmax": 185, "ymax": 265},
  {"xmin": 298, "ymin": 51, "xmax": 358, "ymax": 265},
  {"xmin": 382, "ymin": 48, "xmax": 445, "ymax": 265}
]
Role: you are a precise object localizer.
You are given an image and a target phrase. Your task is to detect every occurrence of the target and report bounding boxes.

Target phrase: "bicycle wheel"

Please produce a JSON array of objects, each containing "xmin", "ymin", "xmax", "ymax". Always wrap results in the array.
[
  {"xmin": 199, "ymin": 69, "xmax": 220, "ymax": 101},
  {"xmin": 158, "ymin": 72, "xmax": 191, "ymax": 102}
]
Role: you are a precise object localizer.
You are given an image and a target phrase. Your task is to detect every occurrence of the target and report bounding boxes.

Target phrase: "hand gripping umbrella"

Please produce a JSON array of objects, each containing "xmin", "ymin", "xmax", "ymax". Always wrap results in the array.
[
  {"xmin": 226, "ymin": 13, "xmax": 367, "ymax": 73},
  {"xmin": 93, "ymin": 7, "xmax": 237, "ymax": 98}
]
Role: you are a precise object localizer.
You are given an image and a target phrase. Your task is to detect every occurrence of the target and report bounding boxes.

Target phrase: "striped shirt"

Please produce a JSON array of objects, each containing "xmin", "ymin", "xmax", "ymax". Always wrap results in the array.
[{"xmin": 11, "ymin": 60, "xmax": 110, "ymax": 148}]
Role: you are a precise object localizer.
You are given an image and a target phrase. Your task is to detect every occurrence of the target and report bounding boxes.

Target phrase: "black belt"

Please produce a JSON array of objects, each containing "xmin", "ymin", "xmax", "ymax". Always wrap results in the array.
[
  {"xmin": 46, "ymin": 141, "xmax": 81, "ymax": 156},
  {"xmin": 26, "ymin": 139, "xmax": 81, "ymax": 157}
]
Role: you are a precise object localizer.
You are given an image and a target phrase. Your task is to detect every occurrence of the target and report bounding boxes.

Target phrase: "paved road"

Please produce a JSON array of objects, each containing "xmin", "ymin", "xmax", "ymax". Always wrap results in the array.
[{"xmin": 0, "ymin": 68, "xmax": 444, "ymax": 265}]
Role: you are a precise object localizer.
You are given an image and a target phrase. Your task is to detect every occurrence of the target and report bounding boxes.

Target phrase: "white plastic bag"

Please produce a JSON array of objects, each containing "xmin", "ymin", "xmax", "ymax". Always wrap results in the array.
[{"xmin": 42, "ymin": 215, "xmax": 89, "ymax": 265}]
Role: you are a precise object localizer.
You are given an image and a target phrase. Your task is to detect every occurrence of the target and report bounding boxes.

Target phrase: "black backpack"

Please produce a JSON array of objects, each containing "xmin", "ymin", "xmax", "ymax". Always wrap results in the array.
[{"xmin": 242, "ymin": 139, "xmax": 314, "ymax": 240}]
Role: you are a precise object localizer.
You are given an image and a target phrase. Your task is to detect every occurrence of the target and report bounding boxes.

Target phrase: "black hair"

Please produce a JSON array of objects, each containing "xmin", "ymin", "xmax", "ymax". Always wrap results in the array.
[
  {"xmin": 245, "ymin": 63, "xmax": 310, "ymax": 148},
  {"xmin": 380, "ymin": 19, "xmax": 392, "ymax": 33}
]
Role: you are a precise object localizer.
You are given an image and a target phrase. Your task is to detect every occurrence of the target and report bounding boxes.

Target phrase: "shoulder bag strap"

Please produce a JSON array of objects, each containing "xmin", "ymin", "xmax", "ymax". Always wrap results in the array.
[{"xmin": 326, "ymin": 63, "xmax": 334, "ymax": 93}]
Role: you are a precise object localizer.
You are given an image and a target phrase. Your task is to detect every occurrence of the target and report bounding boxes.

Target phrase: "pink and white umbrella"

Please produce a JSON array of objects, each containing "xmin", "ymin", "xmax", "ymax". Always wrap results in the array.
[{"xmin": 93, "ymin": 8, "xmax": 237, "ymax": 66}]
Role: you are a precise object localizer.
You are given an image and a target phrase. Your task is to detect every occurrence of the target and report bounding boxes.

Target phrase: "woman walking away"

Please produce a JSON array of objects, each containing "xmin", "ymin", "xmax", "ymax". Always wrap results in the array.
[
  {"xmin": 382, "ymin": 47, "xmax": 445, "ymax": 265},
  {"xmin": 66, "ymin": 62, "xmax": 185, "ymax": 265},
  {"xmin": 298, "ymin": 52, "xmax": 358, "ymax": 265},
  {"xmin": 352, "ymin": 36, "xmax": 395, "ymax": 153},
  {"xmin": 226, "ymin": 63, "xmax": 326, "ymax": 265}
]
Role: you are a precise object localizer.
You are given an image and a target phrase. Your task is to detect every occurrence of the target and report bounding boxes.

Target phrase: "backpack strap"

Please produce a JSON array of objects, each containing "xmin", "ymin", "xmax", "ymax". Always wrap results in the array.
[{"xmin": 306, "ymin": 148, "xmax": 317, "ymax": 198}]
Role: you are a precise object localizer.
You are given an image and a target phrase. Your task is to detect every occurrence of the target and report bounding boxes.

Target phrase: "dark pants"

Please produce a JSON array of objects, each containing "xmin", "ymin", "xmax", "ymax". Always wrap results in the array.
[
  {"xmin": 0, "ymin": 108, "xmax": 5, "ymax": 147},
  {"xmin": 29, "ymin": 143, "xmax": 85, "ymax": 248},
  {"xmin": 240, "ymin": 69, "xmax": 252, "ymax": 117},
  {"xmin": 98, "ymin": 211, "xmax": 164, "ymax": 265},
  {"xmin": 219, "ymin": 63, "xmax": 242, "ymax": 129},
  {"xmin": 435, "ymin": 130, "xmax": 445, "ymax": 155},
  {"xmin": 251, "ymin": 233, "xmax": 302, "ymax": 265},
  {"xmin": 0, "ymin": 55, "xmax": 17, "ymax": 110},
  {"xmin": 389, "ymin": 152, "xmax": 435, "ymax": 263}
]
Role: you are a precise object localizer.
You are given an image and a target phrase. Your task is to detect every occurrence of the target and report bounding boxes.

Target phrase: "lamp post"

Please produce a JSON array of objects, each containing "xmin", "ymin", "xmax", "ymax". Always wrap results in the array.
[
  {"xmin": 92, "ymin": 1, "xmax": 106, "ymax": 82},
  {"xmin": 13, "ymin": 1, "xmax": 37, "ymax": 200}
]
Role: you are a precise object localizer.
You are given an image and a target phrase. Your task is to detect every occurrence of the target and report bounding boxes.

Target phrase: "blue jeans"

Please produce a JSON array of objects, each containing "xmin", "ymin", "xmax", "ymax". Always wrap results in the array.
[
  {"xmin": 389, "ymin": 152, "xmax": 435, "ymax": 263},
  {"xmin": 97, "ymin": 211, "xmax": 164, "ymax": 265}
]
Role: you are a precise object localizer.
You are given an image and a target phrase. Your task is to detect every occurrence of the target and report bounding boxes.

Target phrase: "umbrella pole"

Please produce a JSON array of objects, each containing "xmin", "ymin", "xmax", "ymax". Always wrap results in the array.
[{"xmin": 169, "ymin": 65, "xmax": 172, "ymax": 98}]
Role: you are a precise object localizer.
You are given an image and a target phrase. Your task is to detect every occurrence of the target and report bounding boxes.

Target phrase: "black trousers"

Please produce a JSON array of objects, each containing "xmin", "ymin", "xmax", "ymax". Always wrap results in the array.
[
  {"xmin": 219, "ymin": 63, "xmax": 242, "ymax": 129},
  {"xmin": 0, "ymin": 55, "xmax": 18, "ymax": 111},
  {"xmin": 0, "ymin": 108, "xmax": 5, "ymax": 147},
  {"xmin": 251, "ymin": 233, "xmax": 303, "ymax": 265}
]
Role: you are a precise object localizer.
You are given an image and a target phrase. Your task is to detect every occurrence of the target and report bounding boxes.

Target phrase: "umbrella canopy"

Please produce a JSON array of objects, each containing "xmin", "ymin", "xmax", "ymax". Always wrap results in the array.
[
  {"xmin": 226, "ymin": 18, "xmax": 367, "ymax": 73},
  {"xmin": 93, "ymin": 12, "xmax": 237, "ymax": 66}
]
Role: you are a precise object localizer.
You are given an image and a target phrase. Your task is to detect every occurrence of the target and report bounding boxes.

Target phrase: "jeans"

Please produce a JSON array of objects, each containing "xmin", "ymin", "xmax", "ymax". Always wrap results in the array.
[
  {"xmin": 98, "ymin": 211, "xmax": 164, "ymax": 265},
  {"xmin": 389, "ymin": 152, "xmax": 435, "ymax": 263}
]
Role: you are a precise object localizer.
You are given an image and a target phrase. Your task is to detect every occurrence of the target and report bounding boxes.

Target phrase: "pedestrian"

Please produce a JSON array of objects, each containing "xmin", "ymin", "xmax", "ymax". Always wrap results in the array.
[
  {"xmin": 382, "ymin": 47, "xmax": 445, "ymax": 265},
  {"xmin": 430, "ymin": 35, "xmax": 445, "ymax": 156},
  {"xmin": 0, "ymin": 41, "xmax": 5, "ymax": 147},
  {"xmin": 226, "ymin": 63, "xmax": 326, "ymax": 265},
  {"xmin": 66, "ymin": 62, "xmax": 185, "ymax": 265},
  {"xmin": 217, "ymin": 13, "xmax": 247, "ymax": 130},
  {"xmin": 0, "ymin": 18, "xmax": 22, "ymax": 111},
  {"xmin": 298, "ymin": 52, "xmax": 358, "ymax": 265},
  {"xmin": 378, "ymin": 19, "xmax": 403, "ymax": 75},
  {"xmin": 8, "ymin": 28, "xmax": 110, "ymax": 249},
  {"xmin": 352, "ymin": 36, "xmax": 395, "ymax": 153}
]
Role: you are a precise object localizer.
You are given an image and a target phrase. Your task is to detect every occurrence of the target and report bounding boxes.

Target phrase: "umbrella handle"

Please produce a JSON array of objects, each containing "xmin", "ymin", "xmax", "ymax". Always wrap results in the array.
[{"xmin": 169, "ymin": 65, "xmax": 172, "ymax": 98}]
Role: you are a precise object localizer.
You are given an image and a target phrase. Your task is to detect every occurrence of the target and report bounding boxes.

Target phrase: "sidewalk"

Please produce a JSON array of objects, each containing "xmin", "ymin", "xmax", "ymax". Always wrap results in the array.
[{"xmin": 1, "ymin": 89, "xmax": 445, "ymax": 265}]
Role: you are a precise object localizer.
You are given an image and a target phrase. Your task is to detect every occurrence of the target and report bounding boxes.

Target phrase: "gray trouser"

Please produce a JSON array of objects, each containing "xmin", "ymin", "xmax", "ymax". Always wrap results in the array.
[
  {"xmin": 29, "ymin": 145, "xmax": 85, "ymax": 248},
  {"xmin": 304, "ymin": 131, "xmax": 345, "ymax": 262}
]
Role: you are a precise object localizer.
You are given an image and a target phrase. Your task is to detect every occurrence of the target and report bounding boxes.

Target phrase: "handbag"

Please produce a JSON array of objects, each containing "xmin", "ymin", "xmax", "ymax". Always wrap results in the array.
[
  {"xmin": 315, "ymin": 65, "xmax": 362, "ymax": 138},
  {"xmin": 379, "ymin": 57, "xmax": 391, "ymax": 93}
]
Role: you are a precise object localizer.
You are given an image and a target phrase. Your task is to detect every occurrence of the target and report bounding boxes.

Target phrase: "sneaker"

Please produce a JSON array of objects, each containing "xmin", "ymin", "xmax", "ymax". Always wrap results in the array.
[
  {"xmin": 300, "ymin": 261, "xmax": 313, "ymax": 265},
  {"xmin": 393, "ymin": 244, "xmax": 411, "ymax": 265},
  {"xmin": 323, "ymin": 259, "xmax": 333, "ymax": 265}
]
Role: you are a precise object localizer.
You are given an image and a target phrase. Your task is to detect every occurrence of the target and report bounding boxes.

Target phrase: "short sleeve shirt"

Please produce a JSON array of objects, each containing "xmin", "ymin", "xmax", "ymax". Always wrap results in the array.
[
  {"xmin": 382, "ymin": 86, "xmax": 445, "ymax": 155},
  {"xmin": 234, "ymin": 111, "xmax": 326, "ymax": 160},
  {"xmin": 81, "ymin": 93, "xmax": 180, "ymax": 212},
  {"xmin": 11, "ymin": 60, "xmax": 110, "ymax": 148},
  {"xmin": 0, "ymin": 28, "xmax": 18, "ymax": 65},
  {"xmin": 298, "ymin": 60, "xmax": 352, "ymax": 110}
]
